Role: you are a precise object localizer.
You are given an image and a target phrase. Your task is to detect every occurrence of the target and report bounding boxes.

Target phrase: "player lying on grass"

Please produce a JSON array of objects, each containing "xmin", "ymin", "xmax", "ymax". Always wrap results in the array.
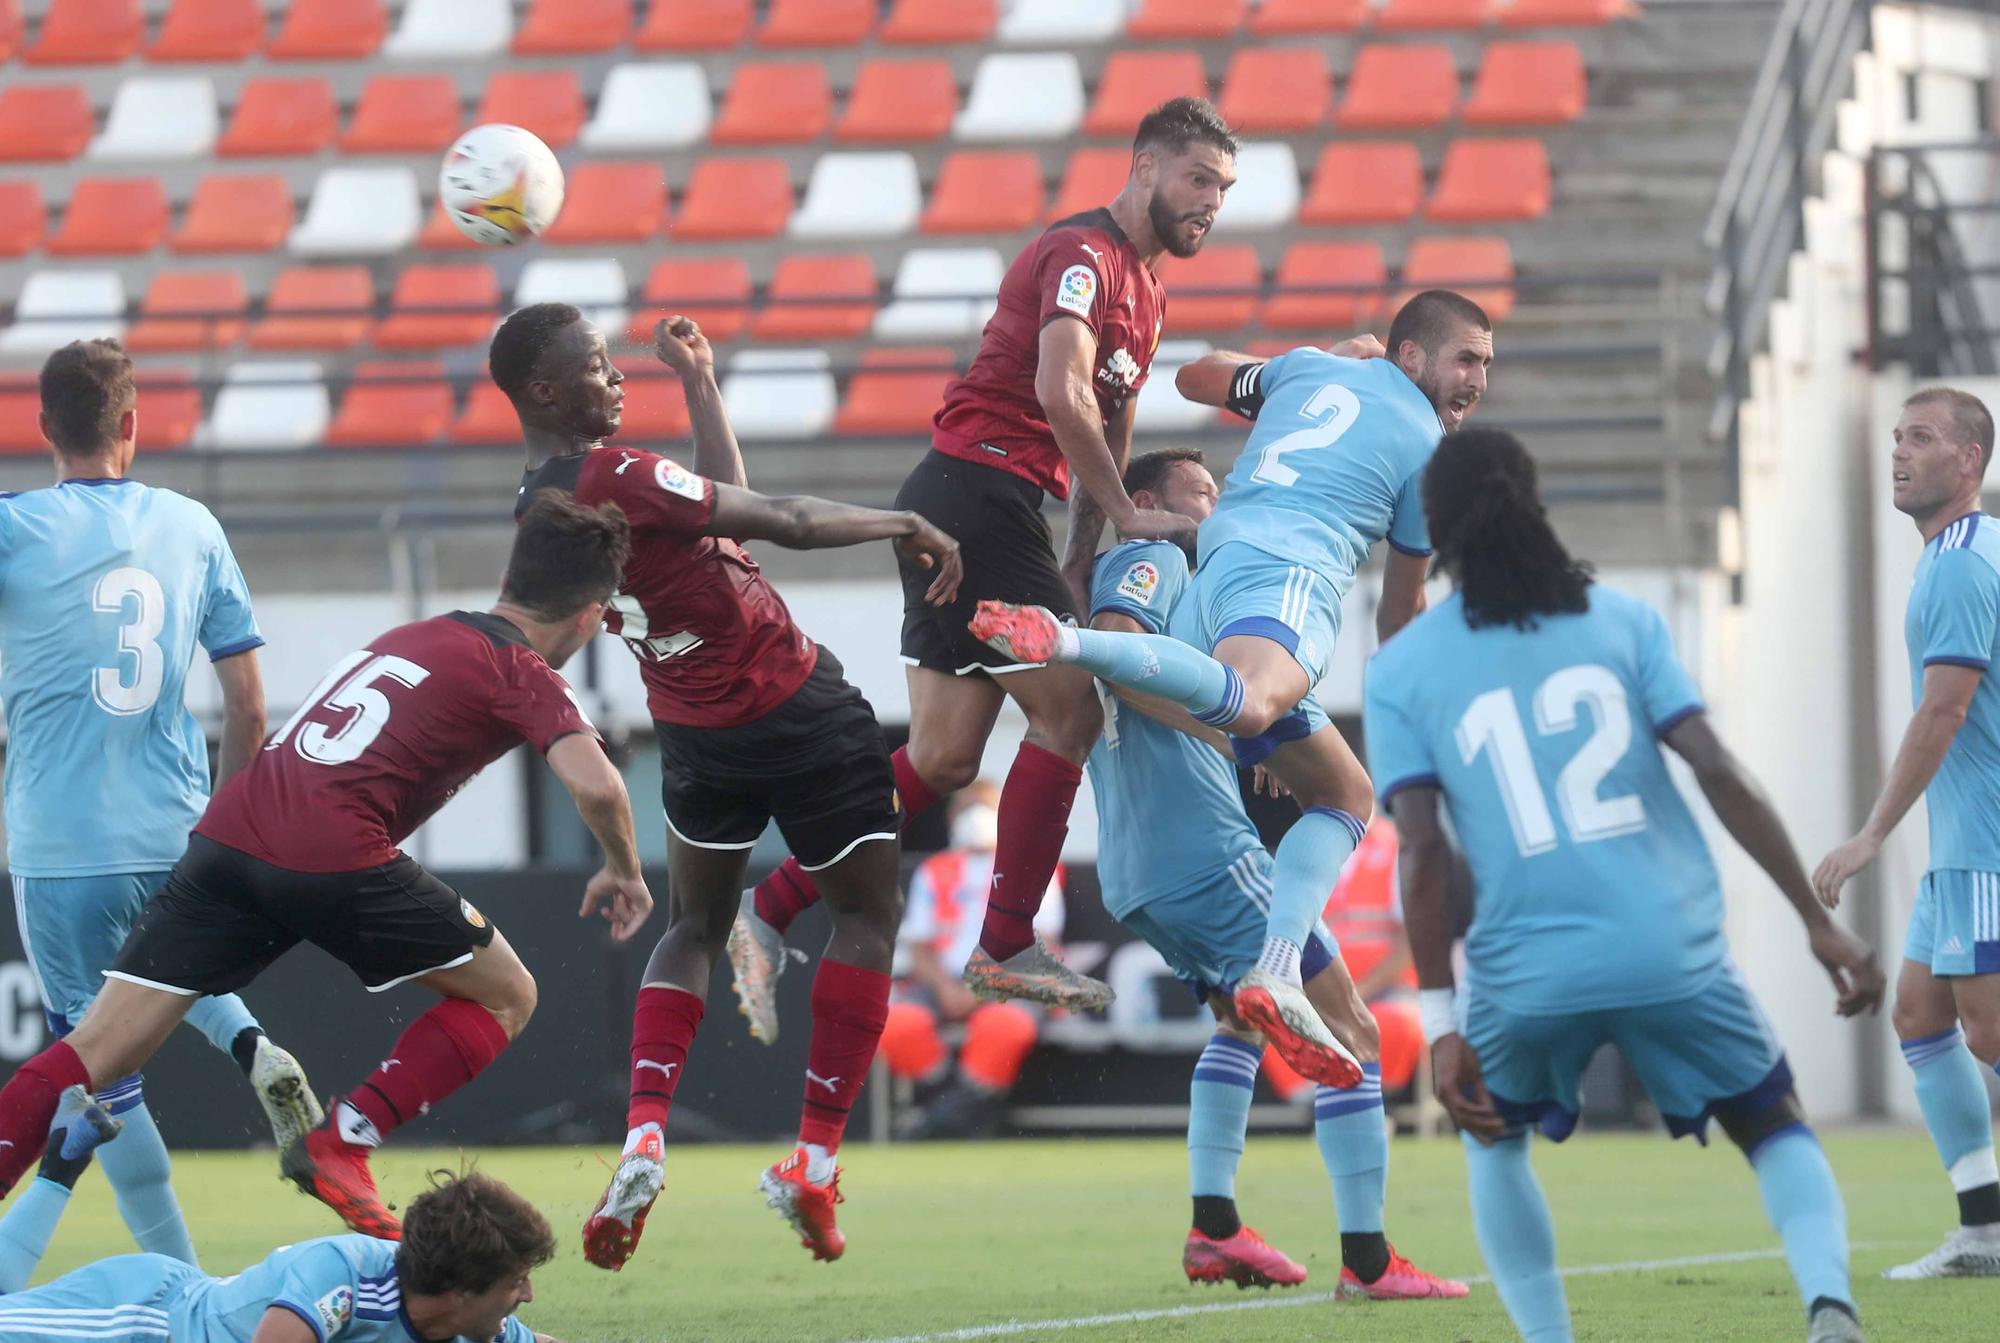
[
  {"xmin": 1083, "ymin": 448, "xmax": 1465, "ymax": 1301},
  {"xmin": 0, "ymin": 493, "xmax": 653, "ymax": 1242},
  {"xmin": 496, "ymin": 305, "xmax": 960, "ymax": 1269},
  {"xmin": 1371, "ymin": 427, "xmax": 1884, "ymax": 1343},
  {"xmin": 0, "ymin": 1092, "xmax": 562, "ymax": 1343},
  {"xmin": 972, "ymin": 291, "xmax": 1493, "ymax": 1090}
]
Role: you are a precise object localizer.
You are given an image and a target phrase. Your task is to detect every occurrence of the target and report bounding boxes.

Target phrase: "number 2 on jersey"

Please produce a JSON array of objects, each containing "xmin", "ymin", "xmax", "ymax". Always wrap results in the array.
[
  {"xmin": 266, "ymin": 650, "xmax": 432, "ymax": 765},
  {"xmin": 1455, "ymin": 664, "xmax": 1647, "ymax": 858},
  {"xmin": 1251, "ymin": 383, "xmax": 1361, "ymax": 487}
]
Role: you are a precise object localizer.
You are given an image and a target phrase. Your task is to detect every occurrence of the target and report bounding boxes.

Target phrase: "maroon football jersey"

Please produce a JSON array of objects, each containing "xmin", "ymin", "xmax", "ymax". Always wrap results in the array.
[
  {"xmin": 931, "ymin": 207, "xmax": 1167, "ymax": 500},
  {"xmin": 516, "ymin": 446, "xmax": 818, "ymax": 728},
  {"xmin": 197, "ymin": 611, "xmax": 594, "ymax": 873}
]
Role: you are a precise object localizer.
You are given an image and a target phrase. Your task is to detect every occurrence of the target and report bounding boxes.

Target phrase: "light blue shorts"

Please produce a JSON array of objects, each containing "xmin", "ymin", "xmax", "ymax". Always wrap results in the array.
[
  {"xmin": 1179, "ymin": 541, "xmax": 1343, "ymax": 688},
  {"xmin": 11, "ymin": 871, "xmax": 169, "ymax": 1034},
  {"xmin": 1118, "ymin": 848, "xmax": 1339, "ymax": 1000},
  {"xmin": 0, "ymin": 1253, "xmax": 195, "ymax": 1340},
  {"xmin": 1464, "ymin": 963, "xmax": 1790, "ymax": 1145},
  {"xmin": 1905, "ymin": 869, "xmax": 2000, "ymax": 976}
]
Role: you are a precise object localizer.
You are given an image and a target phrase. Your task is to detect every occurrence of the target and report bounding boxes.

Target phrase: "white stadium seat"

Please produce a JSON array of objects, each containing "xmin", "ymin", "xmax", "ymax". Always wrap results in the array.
[
  {"xmin": 515, "ymin": 258, "xmax": 629, "ymax": 333},
  {"xmin": 208, "ymin": 363, "xmax": 330, "ymax": 451},
  {"xmin": 1134, "ymin": 340, "xmax": 1216, "ymax": 434},
  {"xmin": 874, "ymin": 248, "xmax": 1004, "ymax": 341},
  {"xmin": 955, "ymin": 53, "xmax": 1084, "ymax": 142},
  {"xmin": 290, "ymin": 167, "xmax": 421, "ymax": 257},
  {"xmin": 1213, "ymin": 143, "xmax": 1302, "ymax": 233},
  {"xmin": 722, "ymin": 349, "xmax": 834, "ymax": 439},
  {"xmin": 91, "ymin": 76, "xmax": 219, "ymax": 161},
  {"xmin": 385, "ymin": 0, "xmax": 513, "ymax": 59},
  {"xmin": 999, "ymin": 0, "xmax": 1129, "ymax": 45},
  {"xmin": 0, "ymin": 271, "xmax": 125, "ymax": 355},
  {"xmin": 790, "ymin": 152, "xmax": 922, "ymax": 239},
  {"xmin": 582, "ymin": 64, "xmax": 712, "ymax": 152}
]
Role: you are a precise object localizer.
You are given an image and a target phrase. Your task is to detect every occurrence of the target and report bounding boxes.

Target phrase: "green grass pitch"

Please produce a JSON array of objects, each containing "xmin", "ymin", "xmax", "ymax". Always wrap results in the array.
[{"xmin": 24, "ymin": 1130, "xmax": 1997, "ymax": 1341}]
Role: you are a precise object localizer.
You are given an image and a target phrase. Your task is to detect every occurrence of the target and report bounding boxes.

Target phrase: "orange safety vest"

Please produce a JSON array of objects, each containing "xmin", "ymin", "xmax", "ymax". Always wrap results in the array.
[{"xmin": 1319, "ymin": 819, "xmax": 1416, "ymax": 989}]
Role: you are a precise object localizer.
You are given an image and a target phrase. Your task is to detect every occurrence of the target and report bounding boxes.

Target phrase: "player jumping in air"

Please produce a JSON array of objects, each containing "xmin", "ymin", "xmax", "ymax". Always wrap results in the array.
[
  {"xmin": 496, "ymin": 305, "xmax": 959, "ymax": 1268},
  {"xmin": 0, "ymin": 493, "xmax": 653, "ymax": 1242},
  {"xmin": 1086, "ymin": 448, "xmax": 1467, "ymax": 1301},
  {"xmin": 1813, "ymin": 387, "xmax": 2000, "ymax": 1280},
  {"xmin": 729, "ymin": 97, "xmax": 1240, "ymax": 1023},
  {"xmin": 973, "ymin": 291, "xmax": 1493, "ymax": 1086},
  {"xmin": 0, "ymin": 1099, "xmax": 565, "ymax": 1343},
  {"xmin": 0, "ymin": 338, "xmax": 317, "ymax": 1270},
  {"xmin": 1370, "ymin": 427, "xmax": 1884, "ymax": 1343}
]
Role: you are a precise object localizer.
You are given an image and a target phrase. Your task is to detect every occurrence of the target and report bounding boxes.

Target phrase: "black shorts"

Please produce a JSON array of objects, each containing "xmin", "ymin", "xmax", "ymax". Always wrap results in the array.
[
  {"xmin": 895, "ymin": 449, "xmax": 1078, "ymax": 677},
  {"xmin": 109, "ymin": 834, "xmax": 497, "ymax": 997},
  {"xmin": 654, "ymin": 647, "xmax": 898, "ymax": 870}
]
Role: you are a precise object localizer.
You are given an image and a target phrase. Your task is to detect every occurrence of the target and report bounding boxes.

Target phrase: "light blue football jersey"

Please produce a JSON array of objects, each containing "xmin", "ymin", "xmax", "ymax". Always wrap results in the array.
[
  {"xmin": 1085, "ymin": 540, "xmax": 1266, "ymax": 918},
  {"xmin": 174, "ymin": 1235, "xmax": 533, "ymax": 1343},
  {"xmin": 1903, "ymin": 512, "xmax": 2000, "ymax": 873},
  {"xmin": 0, "ymin": 479, "xmax": 261, "ymax": 877},
  {"xmin": 1363, "ymin": 584, "xmax": 1723, "ymax": 1015},
  {"xmin": 1197, "ymin": 349, "xmax": 1443, "ymax": 600}
]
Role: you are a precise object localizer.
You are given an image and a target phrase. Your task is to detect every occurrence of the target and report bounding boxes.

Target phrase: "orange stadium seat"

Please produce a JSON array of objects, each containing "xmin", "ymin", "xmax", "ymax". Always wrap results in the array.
[
  {"xmin": 373, "ymin": 264, "xmax": 501, "ymax": 350},
  {"xmin": 635, "ymin": 0, "xmax": 751, "ymax": 50},
  {"xmin": 0, "ymin": 85, "xmax": 95, "ymax": 162},
  {"xmin": 1251, "ymin": 0, "xmax": 1368, "ymax": 31},
  {"xmin": 759, "ymin": 0, "xmax": 875, "ymax": 47},
  {"xmin": 475, "ymin": 72, "xmax": 585, "ymax": 150},
  {"xmin": 134, "ymin": 371, "xmax": 200, "ymax": 450},
  {"xmin": 172, "ymin": 174, "xmax": 294, "ymax": 253},
  {"xmin": 0, "ymin": 378, "xmax": 45, "ymax": 453},
  {"xmin": 248, "ymin": 266, "xmax": 375, "ymax": 351},
  {"xmin": 149, "ymin": 0, "xmax": 265, "ymax": 61},
  {"xmin": 881, "ymin": 0, "xmax": 995, "ymax": 44},
  {"xmin": 0, "ymin": 182, "xmax": 45, "ymax": 256},
  {"xmin": 325, "ymin": 364, "xmax": 453, "ymax": 447},
  {"xmin": 836, "ymin": 348, "xmax": 955, "ymax": 435},
  {"xmin": 1128, "ymin": 0, "xmax": 1246, "ymax": 38},
  {"xmin": 267, "ymin": 0, "xmax": 386, "ymax": 60},
  {"xmin": 342, "ymin": 75, "xmax": 461, "ymax": 154},
  {"xmin": 545, "ymin": 163, "xmax": 668, "ymax": 244},
  {"xmin": 1300, "ymin": 141, "xmax": 1424, "ymax": 224},
  {"xmin": 1050, "ymin": 147, "xmax": 1133, "ymax": 222},
  {"xmin": 922, "ymin": 151, "xmax": 1045, "ymax": 234},
  {"xmin": 752, "ymin": 254, "xmax": 879, "ymax": 341},
  {"xmin": 711, "ymin": 62, "xmax": 832, "ymax": 145},
  {"xmin": 1401, "ymin": 235, "xmax": 1515, "ymax": 319},
  {"xmin": 417, "ymin": 200, "xmax": 484, "ymax": 253},
  {"xmin": 26, "ymin": 0, "xmax": 140, "ymax": 64},
  {"xmin": 219, "ymin": 78, "xmax": 338, "ymax": 156},
  {"xmin": 618, "ymin": 371, "xmax": 693, "ymax": 443},
  {"xmin": 0, "ymin": 0, "xmax": 18, "ymax": 62},
  {"xmin": 837, "ymin": 59, "xmax": 958, "ymax": 143},
  {"xmin": 1159, "ymin": 245, "xmax": 1261, "ymax": 335},
  {"xmin": 1085, "ymin": 51, "xmax": 1210, "ymax": 138},
  {"xmin": 1501, "ymin": 0, "xmax": 1634, "ymax": 25},
  {"xmin": 1218, "ymin": 47, "xmax": 1331, "ymax": 132},
  {"xmin": 124, "ymin": 270, "xmax": 248, "ymax": 352},
  {"xmin": 1463, "ymin": 41, "xmax": 1587, "ymax": 125},
  {"xmin": 49, "ymin": 178, "xmax": 169, "ymax": 256},
  {"xmin": 449, "ymin": 382, "xmax": 520, "ymax": 445},
  {"xmin": 1379, "ymin": 0, "xmax": 1495, "ymax": 28},
  {"xmin": 513, "ymin": 0, "xmax": 629, "ymax": 54},
  {"xmin": 628, "ymin": 256, "xmax": 755, "ymax": 347},
  {"xmin": 1337, "ymin": 45, "xmax": 1459, "ymax": 130},
  {"xmin": 673, "ymin": 158, "xmax": 794, "ymax": 240},
  {"xmin": 1428, "ymin": 138, "xmax": 1550, "ymax": 220},
  {"xmin": 1261, "ymin": 241, "xmax": 1388, "ymax": 331}
]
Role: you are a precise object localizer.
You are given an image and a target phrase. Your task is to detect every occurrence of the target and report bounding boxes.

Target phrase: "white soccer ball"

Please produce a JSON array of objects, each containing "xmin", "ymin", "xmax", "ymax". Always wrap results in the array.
[{"xmin": 438, "ymin": 124, "xmax": 565, "ymax": 246}]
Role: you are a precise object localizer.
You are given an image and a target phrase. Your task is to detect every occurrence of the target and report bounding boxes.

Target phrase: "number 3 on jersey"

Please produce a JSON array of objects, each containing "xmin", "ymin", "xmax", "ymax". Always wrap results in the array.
[
  {"xmin": 1252, "ymin": 383, "xmax": 1361, "ymax": 487},
  {"xmin": 1456, "ymin": 664, "xmax": 1648, "ymax": 858},
  {"xmin": 267, "ymin": 650, "xmax": 431, "ymax": 765},
  {"xmin": 92, "ymin": 566, "xmax": 166, "ymax": 716}
]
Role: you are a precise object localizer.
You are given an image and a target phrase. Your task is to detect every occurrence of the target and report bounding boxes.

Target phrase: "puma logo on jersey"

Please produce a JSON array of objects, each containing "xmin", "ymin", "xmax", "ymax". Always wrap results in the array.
[
  {"xmin": 635, "ymin": 1059, "xmax": 679, "ymax": 1080},
  {"xmin": 1079, "ymin": 243, "xmax": 1106, "ymax": 264},
  {"xmin": 378, "ymin": 1058, "xmax": 401, "ymax": 1071},
  {"xmin": 805, "ymin": 1069, "xmax": 841, "ymax": 1093},
  {"xmin": 616, "ymin": 452, "xmax": 641, "ymax": 474}
]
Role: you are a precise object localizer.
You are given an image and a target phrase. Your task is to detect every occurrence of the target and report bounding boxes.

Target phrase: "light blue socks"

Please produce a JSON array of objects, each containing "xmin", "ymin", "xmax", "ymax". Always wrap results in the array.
[
  {"xmin": 1465, "ymin": 1132, "xmax": 1572, "ymax": 1342},
  {"xmin": 1188, "ymin": 1034, "xmax": 1260, "ymax": 1198},
  {"xmin": 1904, "ymin": 1027, "xmax": 1999, "ymax": 1194},
  {"xmin": 1265, "ymin": 808, "xmax": 1367, "ymax": 954},
  {"xmin": 184, "ymin": 992, "xmax": 260, "ymax": 1058},
  {"xmin": 1315, "ymin": 1064, "xmax": 1387, "ymax": 1232},
  {"xmin": 1064, "ymin": 626, "xmax": 1246, "ymax": 727},
  {"xmin": 92, "ymin": 1087, "xmax": 199, "ymax": 1268},
  {"xmin": 1748, "ymin": 1125, "xmax": 1852, "ymax": 1312},
  {"xmin": 0, "ymin": 1179, "xmax": 68, "ymax": 1293}
]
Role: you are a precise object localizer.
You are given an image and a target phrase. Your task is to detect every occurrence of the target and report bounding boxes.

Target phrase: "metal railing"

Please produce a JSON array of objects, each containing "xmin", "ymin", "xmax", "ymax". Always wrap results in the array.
[{"xmin": 1867, "ymin": 140, "xmax": 2000, "ymax": 376}]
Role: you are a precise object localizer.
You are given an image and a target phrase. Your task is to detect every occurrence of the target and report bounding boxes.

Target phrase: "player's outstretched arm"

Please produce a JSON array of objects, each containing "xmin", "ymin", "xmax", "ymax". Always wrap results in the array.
[
  {"xmin": 652, "ymin": 315, "xmax": 746, "ymax": 490},
  {"xmin": 707, "ymin": 486, "xmax": 963, "ymax": 605},
  {"xmin": 1174, "ymin": 351, "xmax": 1258, "ymax": 409},
  {"xmin": 1038, "ymin": 319, "xmax": 1189, "ymax": 547},
  {"xmin": 250, "ymin": 1307, "xmax": 319, "ymax": 1343},
  {"xmin": 1664, "ymin": 713, "xmax": 1884, "ymax": 1016},
  {"xmin": 1812, "ymin": 662, "xmax": 1981, "ymax": 908},
  {"xmin": 547, "ymin": 734, "xmax": 652, "ymax": 942},
  {"xmin": 213, "ymin": 648, "xmax": 267, "ymax": 786}
]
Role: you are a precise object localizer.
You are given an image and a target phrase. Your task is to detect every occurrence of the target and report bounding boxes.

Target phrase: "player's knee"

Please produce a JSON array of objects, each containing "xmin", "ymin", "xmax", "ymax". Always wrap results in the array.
[
  {"xmin": 1030, "ymin": 684, "xmax": 1104, "ymax": 761},
  {"xmin": 485, "ymin": 971, "xmax": 538, "ymax": 1040},
  {"xmin": 1716, "ymin": 1090, "xmax": 1808, "ymax": 1160},
  {"xmin": 1961, "ymin": 1016, "xmax": 2000, "ymax": 1068},
  {"xmin": 906, "ymin": 738, "xmax": 981, "ymax": 794},
  {"xmin": 1892, "ymin": 990, "xmax": 1953, "ymax": 1045}
]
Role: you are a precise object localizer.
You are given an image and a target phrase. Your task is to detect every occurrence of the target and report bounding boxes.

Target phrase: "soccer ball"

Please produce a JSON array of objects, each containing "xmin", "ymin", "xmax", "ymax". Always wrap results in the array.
[{"xmin": 438, "ymin": 124, "xmax": 565, "ymax": 246}]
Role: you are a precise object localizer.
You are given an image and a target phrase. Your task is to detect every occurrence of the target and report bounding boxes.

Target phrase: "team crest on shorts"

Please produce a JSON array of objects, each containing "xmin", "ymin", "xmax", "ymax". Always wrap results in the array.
[
  {"xmin": 1056, "ymin": 264, "xmax": 1097, "ymax": 317},
  {"xmin": 314, "ymin": 1286, "xmax": 354, "ymax": 1332},
  {"xmin": 460, "ymin": 899, "xmax": 487, "ymax": 929},
  {"xmin": 1117, "ymin": 561, "xmax": 1160, "ymax": 605}
]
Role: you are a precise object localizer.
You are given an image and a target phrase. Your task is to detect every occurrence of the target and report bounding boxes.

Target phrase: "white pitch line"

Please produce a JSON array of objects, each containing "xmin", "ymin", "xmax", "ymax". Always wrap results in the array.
[{"xmin": 851, "ymin": 1244, "xmax": 1903, "ymax": 1343}]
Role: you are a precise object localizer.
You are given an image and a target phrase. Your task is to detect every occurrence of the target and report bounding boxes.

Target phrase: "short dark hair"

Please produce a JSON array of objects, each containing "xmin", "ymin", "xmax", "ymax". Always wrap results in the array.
[
  {"xmin": 1386, "ymin": 290, "xmax": 1492, "ymax": 363},
  {"xmin": 1907, "ymin": 386, "xmax": 1996, "ymax": 474},
  {"xmin": 489, "ymin": 302, "xmax": 583, "ymax": 403},
  {"xmin": 504, "ymin": 491, "xmax": 630, "ymax": 622},
  {"xmin": 1133, "ymin": 97, "xmax": 1238, "ymax": 160},
  {"xmin": 39, "ymin": 339, "xmax": 135, "ymax": 456},
  {"xmin": 1424, "ymin": 426, "xmax": 1593, "ymax": 630},
  {"xmin": 1123, "ymin": 447, "xmax": 1205, "ymax": 498},
  {"xmin": 396, "ymin": 1170, "xmax": 555, "ymax": 1297}
]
